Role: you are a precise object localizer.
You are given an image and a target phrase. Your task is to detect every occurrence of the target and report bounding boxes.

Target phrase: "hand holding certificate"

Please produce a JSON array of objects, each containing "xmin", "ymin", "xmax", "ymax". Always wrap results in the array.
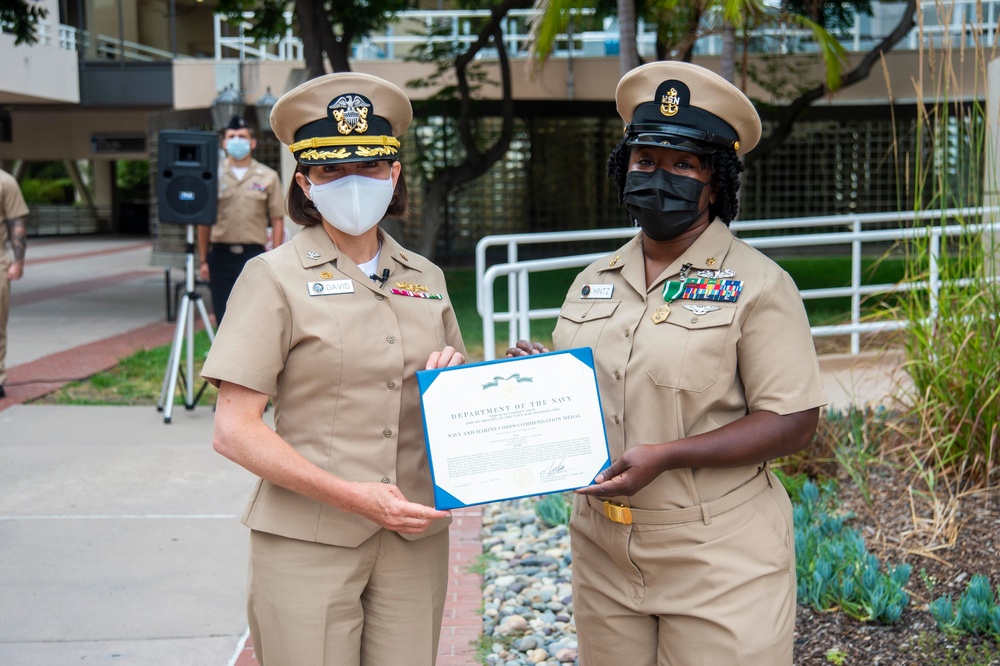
[{"xmin": 417, "ymin": 348, "xmax": 610, "ymax": 509}]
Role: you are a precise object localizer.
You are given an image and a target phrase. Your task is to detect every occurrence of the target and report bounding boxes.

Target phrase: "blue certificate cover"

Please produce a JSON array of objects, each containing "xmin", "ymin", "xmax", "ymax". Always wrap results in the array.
[{"xmin": 416, "ymin": 347, "xmax": 611, "ymax": 510}]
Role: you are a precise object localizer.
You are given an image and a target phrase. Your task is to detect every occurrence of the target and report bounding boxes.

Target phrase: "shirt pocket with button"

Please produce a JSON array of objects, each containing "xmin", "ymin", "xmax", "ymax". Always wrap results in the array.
[
  {"xmin": 553, "ymin": 300, "xmax": 620, "ymax": 351},
  {"xmin": 388, "ymin": 291, "xmax": 449, "ymax": 354},
  {"xmin": 645, "ymin": 304, "xmax": 737, "ymax": 392}
]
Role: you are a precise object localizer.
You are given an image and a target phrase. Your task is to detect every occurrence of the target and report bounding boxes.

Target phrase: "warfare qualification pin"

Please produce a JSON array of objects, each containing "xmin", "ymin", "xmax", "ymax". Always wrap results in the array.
[{"xmin": 652, "ymin": 304, "xmax": 670, "ymax": 324}]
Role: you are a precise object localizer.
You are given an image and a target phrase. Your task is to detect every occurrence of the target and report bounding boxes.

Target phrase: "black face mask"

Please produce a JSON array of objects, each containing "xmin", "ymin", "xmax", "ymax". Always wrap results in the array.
[{"xmin": 623, "ymin": 169, "xmax": 709, "ymax": 241}]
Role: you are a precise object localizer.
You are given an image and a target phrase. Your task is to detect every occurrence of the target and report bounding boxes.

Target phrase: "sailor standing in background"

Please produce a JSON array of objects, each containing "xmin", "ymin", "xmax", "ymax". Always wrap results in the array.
[{"xmin": 198, "ymin": 115, "xmax": 285, "ymax": 325}]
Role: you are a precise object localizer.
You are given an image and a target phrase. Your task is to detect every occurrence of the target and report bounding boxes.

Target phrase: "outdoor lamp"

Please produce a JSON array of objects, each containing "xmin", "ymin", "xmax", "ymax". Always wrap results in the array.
[
  {"xmin": 210, "ymin": 84, "xmax": 245, "ymax": 131},
  {"xmin": 254, "ymin": 87, "xmax": 278, "ymax": 133}
]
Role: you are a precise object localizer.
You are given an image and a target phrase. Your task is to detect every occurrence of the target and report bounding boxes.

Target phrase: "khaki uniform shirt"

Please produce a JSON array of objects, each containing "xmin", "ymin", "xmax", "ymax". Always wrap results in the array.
[
  {"xmin": 202, "ymin": 226, "xmax": 466, "ymax": 547},
  {"xmin": 211, "ymin": 159, "xmax": 284, "ymax": 246},
  {"xmin": 0, "ymin": 170, "xmax": 30, "ymax": 271},
  {"xmin": 552, "ymin": 221, "xmax": 827, "ymax": 510}
]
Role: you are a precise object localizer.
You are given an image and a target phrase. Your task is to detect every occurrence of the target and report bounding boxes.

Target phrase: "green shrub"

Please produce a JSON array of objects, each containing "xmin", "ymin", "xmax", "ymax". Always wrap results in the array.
[
  {"xmin": 794, "ymin": 480, "xmax": 912, "ymax": 623},
  {"xmin": 20, "ymin": 177, "xmax": 74, "ymax": 204},
  {"xmin": 929, "ymin": 574, "xmax": 1000, "ymax": 639},
  {"xmin": 533, "ymin": 493, "xmax": 572, "ymax": 528}
]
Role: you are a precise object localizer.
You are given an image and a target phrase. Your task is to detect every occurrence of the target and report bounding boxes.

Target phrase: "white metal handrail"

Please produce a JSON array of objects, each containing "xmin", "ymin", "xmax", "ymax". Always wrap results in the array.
[
  {"xmin": 476, "ymin": 207, "xmax": 1000, "ymax": 360},
  {"xmin": 94, "ymin": 34, "xmax": 195, "ymax": 61}
]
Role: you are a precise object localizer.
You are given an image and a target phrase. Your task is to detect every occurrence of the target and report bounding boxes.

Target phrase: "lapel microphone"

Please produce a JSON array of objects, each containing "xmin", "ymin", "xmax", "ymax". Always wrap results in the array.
[{"xmin": 370, "ymin": 268, "xmax": 390, "ymax": 287}]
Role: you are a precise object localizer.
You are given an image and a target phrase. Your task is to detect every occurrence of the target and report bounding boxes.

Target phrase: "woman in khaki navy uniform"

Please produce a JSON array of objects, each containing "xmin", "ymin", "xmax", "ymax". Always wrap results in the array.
[
  {"xmin": 509, "ymin": 62, "xmax": 827, "ymax": 664},
  {"xmin": 202, "ymin": 72, "xmax": 466, "ymax": 666}
]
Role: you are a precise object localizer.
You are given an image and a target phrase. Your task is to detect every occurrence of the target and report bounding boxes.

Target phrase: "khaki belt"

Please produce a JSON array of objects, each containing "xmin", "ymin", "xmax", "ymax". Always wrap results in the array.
[{"xmin": 587, "ymin": 467, "xmax": 773, "ymax": 526}]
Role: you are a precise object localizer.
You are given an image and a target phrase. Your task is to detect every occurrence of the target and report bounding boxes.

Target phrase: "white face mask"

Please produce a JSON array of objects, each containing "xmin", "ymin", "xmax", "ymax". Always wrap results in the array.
[
  {"xmin": 306, "ymin": 173, "xmax": 395, "ymax": 236},
  {"xmin": 225, "ymin": 137, "xmax": 252, "ymax": 160}
]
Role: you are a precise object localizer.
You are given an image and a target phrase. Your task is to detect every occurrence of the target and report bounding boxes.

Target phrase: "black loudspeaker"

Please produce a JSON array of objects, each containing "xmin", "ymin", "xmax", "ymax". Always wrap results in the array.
[{"xmin": 156, "ymin": 130, "xmax": 219, "ymax": 226}]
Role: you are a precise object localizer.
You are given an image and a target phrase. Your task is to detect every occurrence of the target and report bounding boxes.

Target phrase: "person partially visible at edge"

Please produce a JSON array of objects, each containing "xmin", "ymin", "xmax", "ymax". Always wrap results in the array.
[
  {"xmin": 508, "ymin": 61, "xmax": 828, "ymax": 665},
  {"xmin": 201, "ymin": 72, "xmax": 466, "ymax": 666},
  {"xmin": 0, "ymin": 167, "xmax": 29, "ymax": 399},
  {"xmin": 197, "ymin": 115, "xmax": 285, "ymax": 325}
]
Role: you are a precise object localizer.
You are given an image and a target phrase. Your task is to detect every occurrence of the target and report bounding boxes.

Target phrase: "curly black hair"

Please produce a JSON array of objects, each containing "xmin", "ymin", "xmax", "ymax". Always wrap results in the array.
[{"xmin": 606, "ymin": 137, "xmax": 744, "ymax": 225}]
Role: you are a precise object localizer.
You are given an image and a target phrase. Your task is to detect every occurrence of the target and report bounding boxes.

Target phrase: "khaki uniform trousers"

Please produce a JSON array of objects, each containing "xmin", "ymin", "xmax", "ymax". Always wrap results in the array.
[
  {"xmin": 248, "ymin": 527, "xmax": 449, "ymax": 666},
  {"xmin": 571, "ymin": 467, "xmax": 796, "ymax": 666}
]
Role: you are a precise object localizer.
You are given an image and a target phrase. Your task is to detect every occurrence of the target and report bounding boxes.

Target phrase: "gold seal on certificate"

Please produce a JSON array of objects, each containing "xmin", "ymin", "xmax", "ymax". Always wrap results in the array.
[
  {"xmin": 513, "ymin": 468, "xmax": 533, "ymax": 488},
  {"xmin": 416, "ymin": 348, "xmax": 611, "ymax": 510}
]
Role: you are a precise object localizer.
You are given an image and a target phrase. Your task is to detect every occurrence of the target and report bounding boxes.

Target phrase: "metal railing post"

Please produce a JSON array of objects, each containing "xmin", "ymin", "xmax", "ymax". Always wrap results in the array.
[
  {"xmin": 214, "ymin": 14, "xmax": 222, "ymax": 59},
  {"xmin": 929, "ymin": 227, "xmax": 941, "ymax": 321},
  {"xmin": 517, "ymin": 267, "xmax": 531, "ymax": 342},
  {"xmin": 507, "ymin": 241, "xmax": 518, "ymax": 353},
  {"xmin": 482, "ymin": 270, "xmax": 497, "ymax": 362},
  {"xmin": 851, "ymin": 216, "xmax": 862, "ymax": 354}
]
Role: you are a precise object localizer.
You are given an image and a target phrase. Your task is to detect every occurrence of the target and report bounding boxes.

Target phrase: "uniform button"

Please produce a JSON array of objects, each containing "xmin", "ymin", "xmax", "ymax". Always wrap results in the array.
[
  {"xmin": 614, "ymin": 370, "xmax": 621, "ymax": 379},
  {"xmin": 624, "ymin": 330, "xmax": 630, "ymax": 337},
  {"xmin": 387, "ymin": 381, "xmax": 396, "ymax": 390},
  {"xmin": 381, "ymin": 477, "xmax": 391, "ymax": 484},
  {"xmin": 581, "ymin": 312, "xmax": 587, "ymax": 318},
  {"xmin": 614, "ymin": 415, "xmax": 621, "ymax": 425},
  {"xmin": 383, "ymin": 428, "xmax": 393, "ymax": 438},
  {"xmin": 691, "ymin": 317, "xmax": 699, "ymax": 324},
  {"xmin": 376, "ymin": 294, "xmax": 384, "ymax": 301},
  {"xmin": 387, "ymin": 335, "xmax": 396, "ymax": 344}
]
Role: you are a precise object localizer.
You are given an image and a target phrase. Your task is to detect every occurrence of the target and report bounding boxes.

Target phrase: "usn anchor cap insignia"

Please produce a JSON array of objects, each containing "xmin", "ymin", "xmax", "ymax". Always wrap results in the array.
[{"xmin": 660, "ymin": 87, "xmax": 680, "ymax": 117}]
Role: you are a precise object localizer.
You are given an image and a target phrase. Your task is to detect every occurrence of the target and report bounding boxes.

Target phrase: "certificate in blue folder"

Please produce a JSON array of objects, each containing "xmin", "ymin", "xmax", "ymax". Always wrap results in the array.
[{"xmin": 416, "ymin": 348, "xmax": 611, "ymax": 510}]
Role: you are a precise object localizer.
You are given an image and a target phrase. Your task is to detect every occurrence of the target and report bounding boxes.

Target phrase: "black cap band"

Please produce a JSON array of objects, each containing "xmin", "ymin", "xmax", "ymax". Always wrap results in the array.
[{"xmin": 625, "ymin": 123, "xmax": 738, "ymax": 153}]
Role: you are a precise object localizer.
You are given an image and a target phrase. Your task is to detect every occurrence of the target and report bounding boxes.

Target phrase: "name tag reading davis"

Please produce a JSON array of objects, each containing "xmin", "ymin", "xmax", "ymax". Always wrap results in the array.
[
  {"xmin": 581, "ymin": 284, "xmax": 614, "ymax": 299},
  {"xmin": 307, "ymin": 279, "xmax": 355, "ymax": 296}
]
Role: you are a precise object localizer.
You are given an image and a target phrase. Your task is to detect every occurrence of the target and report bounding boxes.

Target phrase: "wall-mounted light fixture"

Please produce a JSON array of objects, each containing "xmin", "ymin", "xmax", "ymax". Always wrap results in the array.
[
  {"xmin": 254, "ymin": 87, "xmax": 278, "ymax": 133},
  {"xmin": 210, "ymin": 84, "xmax": 245, "ymax": 132}
]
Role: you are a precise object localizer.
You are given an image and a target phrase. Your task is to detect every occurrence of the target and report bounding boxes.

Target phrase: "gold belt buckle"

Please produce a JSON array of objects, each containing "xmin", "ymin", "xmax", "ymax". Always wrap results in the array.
[{"xmin": 602, "ymin": 501, "xmax": 633, "ymax": 525}]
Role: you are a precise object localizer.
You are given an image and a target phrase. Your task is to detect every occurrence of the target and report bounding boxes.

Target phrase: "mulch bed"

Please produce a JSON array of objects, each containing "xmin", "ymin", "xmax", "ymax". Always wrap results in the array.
[{"xmin": 793, "ymin": 464, "xmax": 1000, "ymax": 665}]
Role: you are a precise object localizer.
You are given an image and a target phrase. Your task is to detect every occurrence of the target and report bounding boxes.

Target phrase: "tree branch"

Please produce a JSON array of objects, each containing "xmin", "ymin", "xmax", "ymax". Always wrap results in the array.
[
  {"xmin": 452, "ymin": 0, "xmax": 527, "ymax": 170},
  {"xmin": 747, "ymin": 0, "xmax": 917, "ymax": 167}
]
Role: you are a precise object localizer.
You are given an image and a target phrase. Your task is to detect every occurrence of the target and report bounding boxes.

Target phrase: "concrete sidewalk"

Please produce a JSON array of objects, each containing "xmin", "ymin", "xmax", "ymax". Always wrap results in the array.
[
  {"xmin": 0, "ymin": 237, "xmax": 483, "ymax": 666},
  {"xmin": 0, "ymin": 405, "xmax": 255, "ymax": 665},
  {"xmin": 0, "ymin": 238, "xmax": 255, "ymax": 665}
]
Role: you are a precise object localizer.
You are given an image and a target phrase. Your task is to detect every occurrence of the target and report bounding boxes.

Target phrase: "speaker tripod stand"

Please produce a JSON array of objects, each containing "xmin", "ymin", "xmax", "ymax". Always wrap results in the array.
[{"xmin": 157, "ymin": 224, "xmax": 216, "ymax": 424}]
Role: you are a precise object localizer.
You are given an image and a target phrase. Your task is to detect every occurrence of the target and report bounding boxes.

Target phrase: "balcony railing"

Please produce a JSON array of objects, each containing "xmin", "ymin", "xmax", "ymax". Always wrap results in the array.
[
  {"xmin": 30, "ymin": 20, "xmax": 195, "ymax": 62},
  {"xmin": 25, "ymin": 1, "xmax": 996, "ymax": 65},
  {"xmin": 213, "ymin": 2, "xmax": 1000, "ymax": 62}
]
